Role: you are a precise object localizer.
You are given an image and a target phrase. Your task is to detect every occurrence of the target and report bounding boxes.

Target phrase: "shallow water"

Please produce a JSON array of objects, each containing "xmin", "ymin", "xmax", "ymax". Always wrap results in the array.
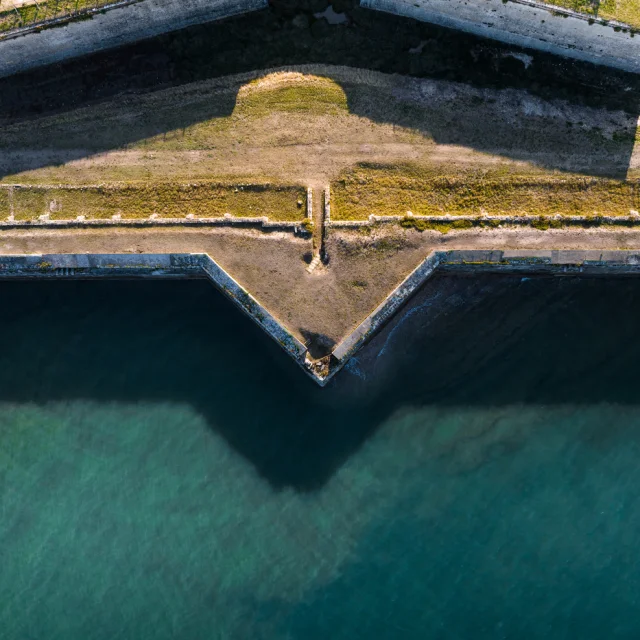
[{"xmin": 2, "ymin": 275, "xmax": 640, "ymax": 639}]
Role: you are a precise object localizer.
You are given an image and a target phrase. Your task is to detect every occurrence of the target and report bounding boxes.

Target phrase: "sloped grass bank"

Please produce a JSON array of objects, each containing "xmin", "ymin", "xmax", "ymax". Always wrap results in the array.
[
  {"xmin": 0, "ymin": 71, "xmax": 349, "ymax": 153},
  {"xmin": 332, "ymin": 163, "xmax": 640, "ymax": 220},
  {"xmin": 539, "ymin": 0, "xmax": 640, "ymax": 28},
  {"xmin": 599, "ymin": 0, "xmax": 640, "ymax": 27},
  {"xmin": 0, "ymin": 0, "xmax": 120, "ymax": 35},
  {"xmin": 3, "ymin": 182, "xmax": 306, "ymax": 221}
]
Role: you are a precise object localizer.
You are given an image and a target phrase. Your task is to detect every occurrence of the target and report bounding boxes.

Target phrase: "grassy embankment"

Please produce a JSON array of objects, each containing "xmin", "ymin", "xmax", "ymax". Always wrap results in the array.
[
  {"xmin": 0, "ymin": 183, "xmax": 307, "ymax": 221},
  {"xmin": 599, "ymin": 0, "xmax": 640, "ymax": 27},
  {"xmin": 2, "ymin": 71, "xmax": 636, "ymax": 224},
  {"xmin": 331, "ymin": 162, "xmax": 640, "ymax": 232},
  {"xmin": 0, "ymin": 74, "xmax": 346, "ymax": 221},
  {"xmin": 0, "ymin": 0, "xmax": 116, "ymax": 34},
  {"xmin": 539, "ymin": 0, "xmax": 640, "ymax": 28},
  {"xmin": 0, "ymin": 73, "xmax": 350, "ymax": 155}
]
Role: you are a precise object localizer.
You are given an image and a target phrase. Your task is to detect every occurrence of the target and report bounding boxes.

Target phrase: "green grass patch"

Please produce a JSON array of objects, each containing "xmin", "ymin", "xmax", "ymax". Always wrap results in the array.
[
  {"xmin": 539, "ymin": 0, "xmax": 598, "ymax": 15},
  {"xmin": 0, "ymin": 187, "xmax": 9, "ymax": 213},
  {"xmin": 332, "ymin": 162, "xmax": 639, "ymax": 220},
  {"xmin": 538, "ymin": 0, "xmax": 640, "ymax": 27},
  {"xmin": 5, "ymin": 182, "xmax": 306, "ymax": 221},
  {"xmin": 400, "ymin": 217, "xmax": 475, "ymax": 233},
  {"xmin": 234, "ymin": 75, "xmax": 348, "ymax": 117},
  {"xmin": 0, "ymin": 0, "xmax": 115, "ymax": 33},
  {"xmin": 599, "ymin": 0, "xmax": 640, "ymax": 27},
  {"xmin": 396, "ymin": 214, "xmax": 638, "ymax": 234}
]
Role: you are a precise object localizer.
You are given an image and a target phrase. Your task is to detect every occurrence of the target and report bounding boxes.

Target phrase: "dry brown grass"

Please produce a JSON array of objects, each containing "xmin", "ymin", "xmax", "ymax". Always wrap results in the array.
[
  {"xmin": 599, "ymin": 0, "xmax": 640, "ymax": 27},
  {"xmin": 331, "ymin": 162, "xmax": 640, "ymax": 220},
  {"xmin": 539, "ymin": 0, "xmax": 640, "ymax": 27},
  {"xmin": 0, "ymin": 0, "xmax": 115, "ymax": 34},
  {"xmin": 4, "ymin": 182, "xmax": 306, "ymax": 221}
]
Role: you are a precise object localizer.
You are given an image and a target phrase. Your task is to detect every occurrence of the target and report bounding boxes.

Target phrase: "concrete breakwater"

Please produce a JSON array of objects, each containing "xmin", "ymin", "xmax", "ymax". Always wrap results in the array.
[
  {"xmin": 0, "ymin": 251, "xmax": 309, "ymax": 375},
  {"xmin": 2, "ymin": 249, "xmax": 640, "ymax": 385},
  {"xmin": 0, "ymin": 0, "xmax": 267, "ymax": 79},
  {"xmin": 362, "ymin": 0, "xmax": 640, "ymax": 74}
]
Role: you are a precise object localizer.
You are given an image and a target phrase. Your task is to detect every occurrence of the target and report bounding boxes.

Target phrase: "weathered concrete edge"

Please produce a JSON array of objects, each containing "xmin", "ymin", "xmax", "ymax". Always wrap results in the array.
[
  {"xmin": 0, "ymin": 0, "xmax": 143, "ymax": 43},
  {"xmin": 0, "ymin": 218, "xmax": 307, "ymax": 232},
  {"xmin": 328, "ymin": 214, "xmax": 640, "ymax": 228},
  {"xmin": 509, "ymin": 0, "xmax": 634, "ymax": 31},
  {"xmin": 0, "ymin": 0, "xmax": 268, "ymax": 80},
  {"xmin": 327, "ymin": 248, "xmax": 640, "ymax": 384},
  {"xmin": 331, "ymin": 251, "xmax": 442, "ymax": 365},
  {"xmin": 0, "ymin": 252, "xmax": 317, "ymax": 381},
  {"xmin": 3, "ymin": 249, "xmax": 640, "ymax": 387},
  {"xmin": 360, "ymin": 0, "xmax": 640, "ymax": 74}
]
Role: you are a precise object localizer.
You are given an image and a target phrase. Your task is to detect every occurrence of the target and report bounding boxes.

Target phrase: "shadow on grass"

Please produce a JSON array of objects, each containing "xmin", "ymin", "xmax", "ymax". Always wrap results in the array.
[
  {"xmin": 0, "ymin": 1, "xmax": 638, "ymax": 180},
  {"xmin": 0, "ymin": 273, "xmax": 639, "ymax": 492}
]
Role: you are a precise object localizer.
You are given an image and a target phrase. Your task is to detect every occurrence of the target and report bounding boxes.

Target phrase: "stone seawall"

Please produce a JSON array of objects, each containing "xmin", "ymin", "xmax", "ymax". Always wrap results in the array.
[
  {"xmin": 361, "ymin": 0, "xmax": 640, "ymax": 74},
  {"xmin": 328, "ymin": 249, "xmax": 640, "ymax": 383},
  {"xmin": 0, "ymin": 0, "xmax": 267, "ymax": 79},
  {"xmin": 0, "ymin": 252, "xmax": 310, "ymax": 376},
  {"xmin": 2, "ymin": 249, "xmax": 640, "ymax": 385}
]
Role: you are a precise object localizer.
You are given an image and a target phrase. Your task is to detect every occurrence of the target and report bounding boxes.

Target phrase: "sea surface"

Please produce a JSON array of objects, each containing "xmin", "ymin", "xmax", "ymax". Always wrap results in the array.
[{"xmin": 2, "ymin": 274, "xmax": 640, "ymax": 639}]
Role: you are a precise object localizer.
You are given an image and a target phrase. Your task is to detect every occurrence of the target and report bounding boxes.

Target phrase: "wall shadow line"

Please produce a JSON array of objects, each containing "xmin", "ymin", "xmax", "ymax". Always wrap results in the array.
[
  {"xmin": 0, "ymin": 3, "xmax": 638, "ymax": 181},
  {"xmin": 0, "ymin": 273, "xmax": 638, "ymax": 492}
]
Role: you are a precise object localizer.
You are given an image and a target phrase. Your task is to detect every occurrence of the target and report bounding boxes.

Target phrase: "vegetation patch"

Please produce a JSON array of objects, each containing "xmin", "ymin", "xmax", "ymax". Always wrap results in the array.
[
  {"xmin": 599, "ymin": 0, "xmax": 640, "ymax": 28},
  {"xmin": 400, "ymin": 217, "xmax": 475, "ymax": 234},
  {"xmin": 0, "ymin": 72, "xmax": 352, "ymax": 155},
  {"xmin": 539, "ymin": 0, "xmax": 598, "ymax": 16},
  {"xmin": 539, "ymin": 0, "xmax": 640, "ymax": 27},
  {"xmin": 4, "ymin": 182, "xmax": 306, "ymax": 221},
  {"xmin": 234, "ymin": 73, "xmax": 348, "ymax": 117},
  {"xmin": 332, "ymin": 162, "xmax": 639, "ymax": 220},
  {"xmin": 0, "ymin": 0, "xmax": 116, "ymax": 34}
]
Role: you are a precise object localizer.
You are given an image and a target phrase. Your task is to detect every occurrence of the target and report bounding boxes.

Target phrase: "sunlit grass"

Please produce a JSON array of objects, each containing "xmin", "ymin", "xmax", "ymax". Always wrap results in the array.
[
  {"xmin": 599, "ymin": 0, "xmax": 640, "ymax": 27},
  {"xmin": 0, "ymin": 0, "xmax": 115, "ymax": 34},
  {"xmin": 234, "ymin": 73, "xmax": 348, "ymax": 117},
  {"xmin": 332, "ymin": 162, "xmax": 639, "ymax": 220},
  {"xmin": 538, "ymin": 0, "xmax": 640, "ymax": 27},
  {"xmin": 4, "ymin": 182, "xmax": 307, "ymax": 221}
]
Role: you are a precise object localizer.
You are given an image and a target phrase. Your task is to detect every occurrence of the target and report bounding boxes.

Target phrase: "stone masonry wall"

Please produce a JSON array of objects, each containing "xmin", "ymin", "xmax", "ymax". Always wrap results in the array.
[
  {"xmin": 362, "ymin": 0, "xmax": 640, "ymax": 74},
  {"xmin": 0, "ymin": 0, "xmax": 267, "ymax": 79}
]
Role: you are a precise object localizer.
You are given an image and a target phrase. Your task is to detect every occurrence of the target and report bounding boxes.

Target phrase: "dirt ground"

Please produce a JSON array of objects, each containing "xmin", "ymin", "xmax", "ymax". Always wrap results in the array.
[{"xmin": 1, "ymin": 65, "xmax": 637, "ymax": 188}]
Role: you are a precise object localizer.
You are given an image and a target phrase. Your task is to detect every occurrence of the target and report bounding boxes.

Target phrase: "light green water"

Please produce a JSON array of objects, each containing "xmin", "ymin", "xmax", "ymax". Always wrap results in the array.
[{"xmin": 1, "ymin": 276, "xmax": 640, "ymax": 639}]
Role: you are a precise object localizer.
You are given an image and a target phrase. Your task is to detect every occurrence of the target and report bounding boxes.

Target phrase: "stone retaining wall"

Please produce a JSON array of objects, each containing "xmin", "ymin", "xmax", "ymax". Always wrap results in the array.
[
  {"xmin": 328, "ymin": 213, "xmax": 640, "ymax": 229},
  {"xmin": 0, "ymin": 0, "xmax": 267, "ymax": 79},
  {"xmin": 0, "ymin": 0, "xmax": 142, "ymax": 42},
  {"xmin": 326, "ymin": 248, "xmax": 640, "ymax": 383},
  {"xmin": 0, "ymin": 252, "xmax": 311, "ymax": 376},
  {"xmin": 3, "ymin": 248, "xmax": 640, "ymax": 386},
  {"xmin": 361, "ymin": 0, "xmax": 640, "ymax": 74}
]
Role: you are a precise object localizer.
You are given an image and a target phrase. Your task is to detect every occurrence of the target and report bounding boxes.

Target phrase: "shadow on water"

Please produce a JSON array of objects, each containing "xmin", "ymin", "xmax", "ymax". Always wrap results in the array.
[
  {"xmin": 298, "ymin": 328, "xmax": 336, "ymax": 358},
  {"xmin": 0, "ymin": 273, "xmax": 639, "ymax": 491},
  {"xmin": 0, "ymin": 1, "xmax": 638, "ymax": 179}
]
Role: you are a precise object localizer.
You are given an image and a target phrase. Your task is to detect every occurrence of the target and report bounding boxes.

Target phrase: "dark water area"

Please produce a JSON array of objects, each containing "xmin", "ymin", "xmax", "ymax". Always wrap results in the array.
[{"xmin": 2, "ymin": 274, "xmax": 640, "ymax": 638}]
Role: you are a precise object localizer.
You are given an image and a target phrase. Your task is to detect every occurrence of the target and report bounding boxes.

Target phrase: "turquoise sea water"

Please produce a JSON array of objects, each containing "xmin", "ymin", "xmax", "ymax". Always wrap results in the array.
[{"xmin": 2, "ymin": 275, "xmax": 640, "ymax": 639}]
